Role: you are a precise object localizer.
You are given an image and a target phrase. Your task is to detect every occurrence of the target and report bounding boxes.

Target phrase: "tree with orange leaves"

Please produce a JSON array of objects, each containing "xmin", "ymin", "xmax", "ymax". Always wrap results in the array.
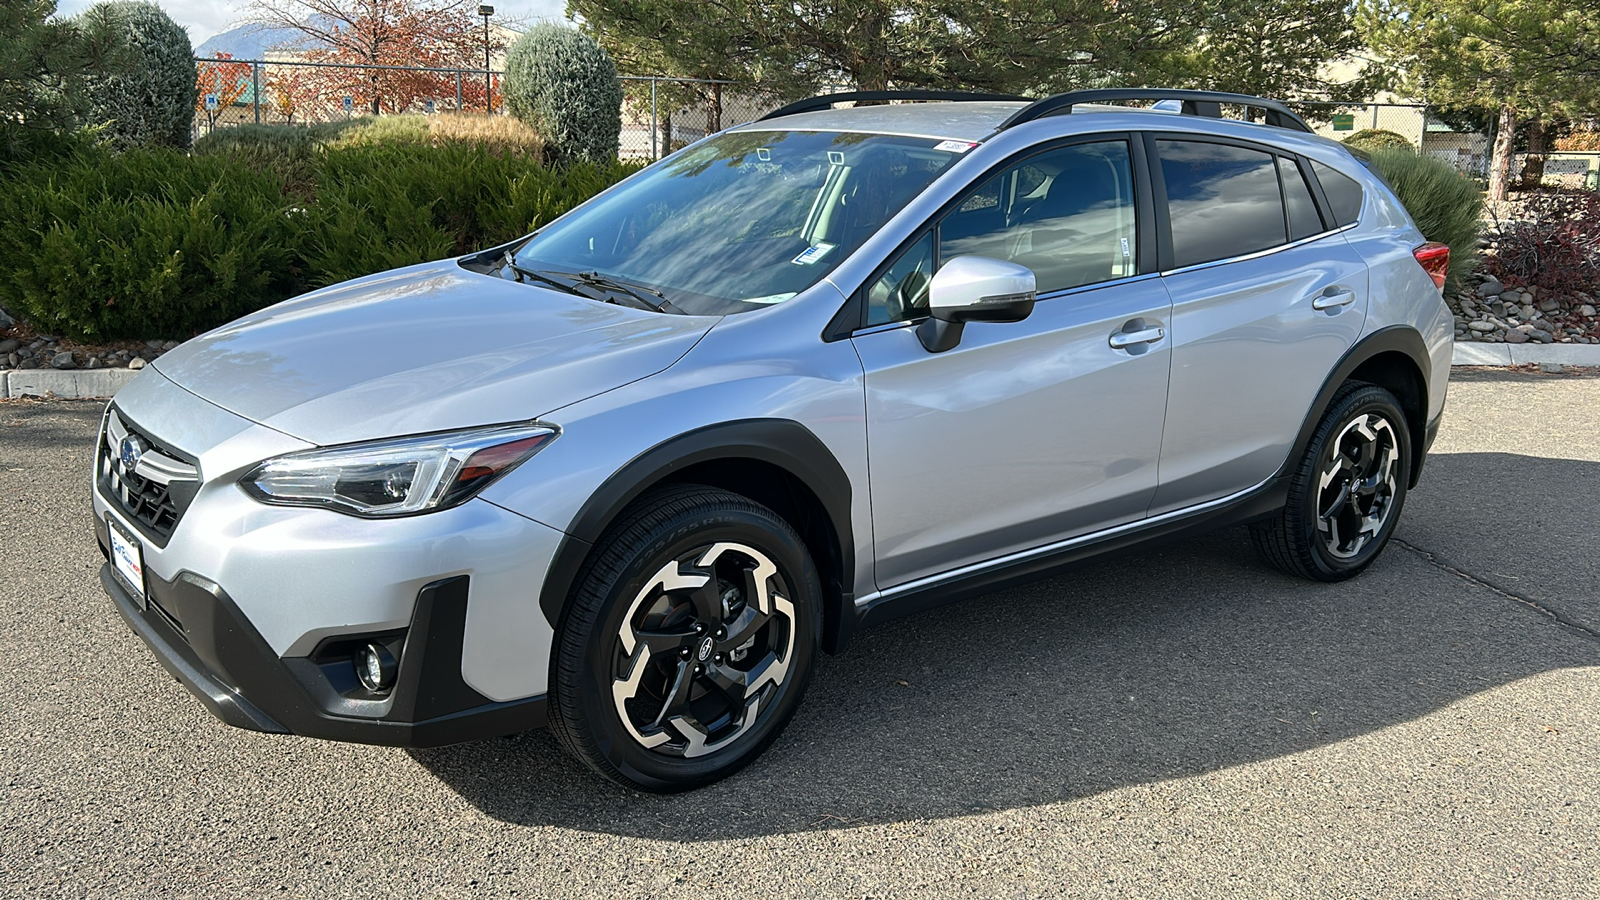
[
  {"xmin": 246, "ymin": 0, "xmax": 507, "ymax": 115},
  {"xmin": 195, "ymin": 52, "xmax": 253, "ymax": 129}
]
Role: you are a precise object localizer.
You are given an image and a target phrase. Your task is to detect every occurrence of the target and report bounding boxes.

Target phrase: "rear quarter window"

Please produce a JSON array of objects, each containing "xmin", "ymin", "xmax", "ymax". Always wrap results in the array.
[{"xmin": 1311, "ymin": 160, "xmax": 1364, "ymax": 226}]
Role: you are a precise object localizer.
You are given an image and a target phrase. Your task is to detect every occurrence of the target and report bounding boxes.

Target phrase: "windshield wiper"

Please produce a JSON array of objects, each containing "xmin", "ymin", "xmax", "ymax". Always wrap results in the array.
[
  {"xmin": 497, "ymin": 251, "xmax": 593, "ymax": 297},
  {"xmin": 558, "ymin": 270, "xmax": 688, "ymax": 315}
]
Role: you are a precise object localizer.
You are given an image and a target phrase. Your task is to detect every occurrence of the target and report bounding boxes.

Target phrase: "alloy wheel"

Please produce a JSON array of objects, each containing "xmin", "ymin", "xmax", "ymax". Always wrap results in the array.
[
  {"xmin": 610, "ymin": 541, "xmax": 797, "ymax": 758},
  {"xmin": 1315, "ymin": 412, "xmax": 1400, "ymax": 560}
]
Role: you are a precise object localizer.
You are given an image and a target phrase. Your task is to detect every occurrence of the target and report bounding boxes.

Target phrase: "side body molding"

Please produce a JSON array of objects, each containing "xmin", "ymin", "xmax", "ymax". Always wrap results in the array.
[{"xmin": 536, "ymin": 419, "xmax": 856, "ymax": 648}]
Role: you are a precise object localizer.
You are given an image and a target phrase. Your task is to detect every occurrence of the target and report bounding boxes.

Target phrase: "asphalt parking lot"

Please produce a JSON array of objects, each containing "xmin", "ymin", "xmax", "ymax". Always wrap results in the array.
[{"xmin": 3, "ymin": 369, "xmax": 1598, "ymax": 898}]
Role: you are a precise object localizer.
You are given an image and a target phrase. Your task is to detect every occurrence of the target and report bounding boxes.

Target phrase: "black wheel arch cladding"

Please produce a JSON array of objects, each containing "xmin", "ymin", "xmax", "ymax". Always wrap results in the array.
[{"xmin": 537, "ymin": 419, "xmax": 855, "ymax": 651}]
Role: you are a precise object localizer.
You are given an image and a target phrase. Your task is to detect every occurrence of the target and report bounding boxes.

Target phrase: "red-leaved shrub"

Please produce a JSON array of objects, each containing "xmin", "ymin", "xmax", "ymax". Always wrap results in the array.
[{"xmin": 1482, "ymin": 190, "xmax": 1600, "ymax": 300}]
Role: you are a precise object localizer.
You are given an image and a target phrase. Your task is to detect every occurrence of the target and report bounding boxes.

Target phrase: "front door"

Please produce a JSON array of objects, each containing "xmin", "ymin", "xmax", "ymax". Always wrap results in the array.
[{"xmin": 851, "ymin": 138, "xmax": 1174, "ymax": 590}]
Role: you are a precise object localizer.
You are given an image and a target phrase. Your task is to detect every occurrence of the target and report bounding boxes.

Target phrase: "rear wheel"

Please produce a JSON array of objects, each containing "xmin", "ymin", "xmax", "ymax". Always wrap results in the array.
[
  {"xmin": 548, "ymin": 485, "xmax": 820, "ymax": 792},
  {"xmin": 1251, "ymin": 382, "xmax": 1410, "ymax": 582}
]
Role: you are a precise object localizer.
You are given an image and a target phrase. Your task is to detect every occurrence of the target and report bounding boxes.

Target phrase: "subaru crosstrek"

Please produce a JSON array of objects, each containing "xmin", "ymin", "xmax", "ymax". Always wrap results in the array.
[{"xmin": 93, "ymin": 89, "xmax": 1452, "ymax": 791}]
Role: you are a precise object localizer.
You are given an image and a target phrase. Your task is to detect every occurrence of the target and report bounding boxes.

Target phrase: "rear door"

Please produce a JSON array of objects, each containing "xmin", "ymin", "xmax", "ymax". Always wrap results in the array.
[{"xmin": 1147, "ymin": 136, "xmax": 1369, "ymax": 514}]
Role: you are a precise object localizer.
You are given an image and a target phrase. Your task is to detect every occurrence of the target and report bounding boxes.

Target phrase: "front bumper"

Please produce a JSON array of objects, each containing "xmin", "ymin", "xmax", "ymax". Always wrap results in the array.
[{"xmin": 98, "ymin": 556, "xmax": 546, "ymax": 748}]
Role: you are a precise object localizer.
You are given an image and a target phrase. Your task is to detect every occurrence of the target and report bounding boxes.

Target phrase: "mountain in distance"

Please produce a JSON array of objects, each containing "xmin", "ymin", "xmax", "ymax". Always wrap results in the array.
[{"xmin": 195, "ymin": 23, "xmax": 318, "ymax": 59}]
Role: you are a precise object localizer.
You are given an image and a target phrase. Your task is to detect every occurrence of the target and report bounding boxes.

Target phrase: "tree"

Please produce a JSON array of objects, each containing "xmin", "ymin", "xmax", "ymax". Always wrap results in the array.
[
  {"xmin": 1148, "ymin": 0, "xmax": 1384, "ymax": 103},
  {"xmin": 246, "ymin": 0, "xmax": 508, "ymax": 114},
  {"xmin": 568, "ymin": 0, "xmax": 1181, "ymax": 99},
  {"xmin": 77, "ymin": 1, "xmax": 195, "ymax": 149},
  {"xmin": 0, "ymin": 0, "xmax": 125, "ymax": 160},
  {"xmin": 1358, "ymin": 0, "xmax": 1599, "ymax": 199}
]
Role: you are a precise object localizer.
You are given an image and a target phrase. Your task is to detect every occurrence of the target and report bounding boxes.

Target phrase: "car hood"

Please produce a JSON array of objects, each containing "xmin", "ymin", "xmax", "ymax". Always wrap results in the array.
[{"xmin": 152, "ymin": 262, "xmax": 716, "ymax": 445}]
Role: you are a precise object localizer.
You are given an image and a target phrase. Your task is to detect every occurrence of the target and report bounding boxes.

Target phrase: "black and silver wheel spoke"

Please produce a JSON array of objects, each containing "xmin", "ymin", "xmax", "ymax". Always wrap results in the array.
[
  {"xmin": 1314, "ymin": 412, "xmax": 1400, "ymax": 561},
  {"xmin": 610, "ymin": 541, "xmax": 797, "ymax": 757}
]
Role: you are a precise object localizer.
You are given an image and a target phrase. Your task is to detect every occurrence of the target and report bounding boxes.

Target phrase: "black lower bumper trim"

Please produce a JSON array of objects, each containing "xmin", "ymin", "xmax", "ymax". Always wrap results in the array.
[{"xmin": 100, "ymin": 564, "xmax": 546, "ymax": 748}]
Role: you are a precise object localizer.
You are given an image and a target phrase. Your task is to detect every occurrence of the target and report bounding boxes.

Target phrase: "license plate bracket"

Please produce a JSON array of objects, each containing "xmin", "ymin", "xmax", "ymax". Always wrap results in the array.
[{"xmin": 106, "ymin": 516, "xmax": 147, "ymax": 609}]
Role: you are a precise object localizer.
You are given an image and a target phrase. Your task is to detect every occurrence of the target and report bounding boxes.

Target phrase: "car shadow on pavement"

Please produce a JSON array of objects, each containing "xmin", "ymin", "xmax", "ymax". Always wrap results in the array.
[{"xmin": 412, "ymin": 451, "xmax": 1600, "ymax": 841}]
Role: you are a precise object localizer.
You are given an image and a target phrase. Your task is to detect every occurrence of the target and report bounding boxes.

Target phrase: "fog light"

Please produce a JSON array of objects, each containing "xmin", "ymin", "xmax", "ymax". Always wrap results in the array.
[{"xmin": 355, "ymin": 641, "xmax": 397, "ymax": 692}]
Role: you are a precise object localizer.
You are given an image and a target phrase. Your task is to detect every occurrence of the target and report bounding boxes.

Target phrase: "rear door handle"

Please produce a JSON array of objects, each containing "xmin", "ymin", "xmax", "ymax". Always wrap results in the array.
[
  {"xmin": 1108, "ymin": 326, "xmax": 1166, "ymax": 349},
  {"xmin": 1312, "ymin": 289, "xmax": 1357, "ymax": 310}
]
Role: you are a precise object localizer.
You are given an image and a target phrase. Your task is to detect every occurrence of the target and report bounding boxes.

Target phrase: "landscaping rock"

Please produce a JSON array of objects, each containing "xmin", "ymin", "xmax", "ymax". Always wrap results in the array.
[
  {"xmin": 50, "ymin": 351, "xmax": 75, "ymax": 369},
  {"xmin": 1500, "ymin": 290, "xmax": 1522, "ymax": 304},
  {"xmin": 1541, "ymin": 362, "xmax": 1565, "ymax": 373},
  {"xmin": 1479, "ymin": 281, "xmax": 1503, "ymax": 297},
  {"xmin": 0, "ymin": 306, "xmax": 14, "ymax": 329},
  {"xmin": 1519, "ymin": 304, "xmax": 1535, "ymax": 319},
  {"xmin": 1503, "ymin": 329, "xmax": 1529, "ymax": 343},
  {"xmin": 161, "ymin": 340, "xmax": 179, "ymax": 351},
  {"xmin": 1530, "ymin": 329, "xmax": 1555, "ymax": 343},
  {"xmin": 1581, "ymin": 305, "xmax": 1597, "ymax": 317},
  {"xmin": 129, "ymin": 357, "xmax": 147, "ymax": 370},
  {"xmin": 85, "ymin": 357, "xmax": 102, "ymax": 369},
  {"xmin": 1468, "ymin": 320, "xmax": 1495, "ymax": 332},
  {"xmin": 0, "ymin": 339, "xmax": 18, "ymax": 354},
  {"xmin": 1539, "ymin": 298, "xmax": 1560, "ymax": 313}
]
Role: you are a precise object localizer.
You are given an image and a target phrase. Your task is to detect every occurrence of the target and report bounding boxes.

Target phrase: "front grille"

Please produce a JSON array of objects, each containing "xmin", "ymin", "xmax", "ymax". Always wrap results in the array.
[{"xmin": 98, "ymin": 409, "xmax": 201, "ymax": 546}]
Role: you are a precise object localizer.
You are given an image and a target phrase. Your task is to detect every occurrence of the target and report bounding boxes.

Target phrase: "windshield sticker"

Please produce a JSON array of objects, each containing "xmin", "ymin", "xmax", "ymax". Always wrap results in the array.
[
  {"xmin": 745, "ymin": 292, "xmax": 797, "ymax": 305},
  {"xmin": 934, "ymin": 140, "xmax": 977, "ymax": 153},
  {"xmin": 791, "ymin": 242, "xmax": 836, "ymax": 265}
]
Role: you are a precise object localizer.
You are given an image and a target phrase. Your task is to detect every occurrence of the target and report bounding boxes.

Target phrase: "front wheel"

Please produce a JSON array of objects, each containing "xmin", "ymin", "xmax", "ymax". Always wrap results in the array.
[
  {"xmin": 1251, "ymin": 382, "xmax": 1410, "ymax": 582},
  {"xmin": 548, "ymin": 485, "xmax": 821, "ymax": 792}
]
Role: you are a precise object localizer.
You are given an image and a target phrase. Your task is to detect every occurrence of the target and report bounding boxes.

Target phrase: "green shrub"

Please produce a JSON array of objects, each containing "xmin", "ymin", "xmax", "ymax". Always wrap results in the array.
[
  {"xmin": 193, "ymin": 121, "xmax": 352, "ymax": 197},
  {"xmin": 1366, "ymin": 149, "xmax": 1483, "ymax": 293},
  {"xmin": 1342, "ymin": 129, "xmax": 1414, "ymax": 155},
  {"xmin": 77, "ymin": 2, "xmax": 196, "ymax": 150},
  {"xmin": 298, "ymin": 142, "xmax": 637, "ymax": 285},
  {"xmin": 1, "ymin": 123, "xmax": 639, "ymax": 340},
  {"xmin": 0, "ymin": 147, "xmax": 297, "ymax": 339},
  {"xmin": 503, "ymin": 24, "xmax": 623, "ymax": 164}
]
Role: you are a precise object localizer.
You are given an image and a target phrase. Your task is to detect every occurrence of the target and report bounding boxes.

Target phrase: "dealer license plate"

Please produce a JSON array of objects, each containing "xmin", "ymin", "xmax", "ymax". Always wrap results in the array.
[{"xmin": 107, "ymin": 517, "xmax": 147, "ymax": 608}]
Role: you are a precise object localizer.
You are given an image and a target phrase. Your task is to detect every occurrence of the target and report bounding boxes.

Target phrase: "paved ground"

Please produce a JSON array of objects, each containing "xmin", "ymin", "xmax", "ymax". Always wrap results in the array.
[{"xmin": 3, "ymin": 370, "xmax": 1598, "ymax": 898}]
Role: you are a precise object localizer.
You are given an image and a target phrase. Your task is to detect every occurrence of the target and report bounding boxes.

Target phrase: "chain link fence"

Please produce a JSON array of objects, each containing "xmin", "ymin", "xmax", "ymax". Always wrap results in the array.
[
  {"xmin": 210, "ymin": 61, "xmax": 1590, "ymax": 187},
  {"xmin": 193, "ymin": 57, "xmax": 506, "ymax": 130}
]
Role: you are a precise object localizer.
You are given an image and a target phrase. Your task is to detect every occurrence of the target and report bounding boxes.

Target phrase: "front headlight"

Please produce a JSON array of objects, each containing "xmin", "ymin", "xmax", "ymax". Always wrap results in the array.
[{"xmin": 240, "ymin": 422, "xmax": 557, "ymax": 517}]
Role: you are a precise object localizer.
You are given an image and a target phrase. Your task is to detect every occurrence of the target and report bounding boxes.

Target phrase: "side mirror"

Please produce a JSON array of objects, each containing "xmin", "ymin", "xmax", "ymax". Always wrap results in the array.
[{"xmin": 917, "ymin": 256, "xmax": 1037, "ymax": 353}]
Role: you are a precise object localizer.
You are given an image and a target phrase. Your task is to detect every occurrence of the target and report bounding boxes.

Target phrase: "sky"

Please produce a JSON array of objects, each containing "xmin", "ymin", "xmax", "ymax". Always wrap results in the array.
[{"xmin": 55, "ymin": 0, "xmax": 568, "ymax": 45}]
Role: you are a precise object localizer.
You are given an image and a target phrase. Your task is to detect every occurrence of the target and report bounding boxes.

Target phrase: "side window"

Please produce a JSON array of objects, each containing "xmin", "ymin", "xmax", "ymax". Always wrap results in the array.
[
  {"xmin": 1158, "ymin": 140, "xmax": 1285, "ymax": 269},
  {"xmin": 865, "ymin": 233, "xmax": 934, "ymax": 326},
  {"xmin": 1279, "ymin": 157, "xmax": 1324, "ymax": 241},
  {"xmin": 940, "ymin": 141, "xmax": 1138, "ymax": 296},
  {"xmin": 1311, "ymin": 160, "xmax": 1364, "ymax": 226}
]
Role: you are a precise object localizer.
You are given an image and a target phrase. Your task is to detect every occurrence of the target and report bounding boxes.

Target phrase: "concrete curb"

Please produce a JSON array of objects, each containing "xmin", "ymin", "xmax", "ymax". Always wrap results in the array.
[
  {"xmin": 3, "ymin": 368, "xmax": 140, "ymax": 400},
  {"xmin": 1452, "ymin": 341, "xmax": 1600, "ymax": 368}
]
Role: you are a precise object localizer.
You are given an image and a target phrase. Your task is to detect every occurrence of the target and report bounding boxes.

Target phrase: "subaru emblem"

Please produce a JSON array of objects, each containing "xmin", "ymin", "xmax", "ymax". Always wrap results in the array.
[{"xmin": 119, "ymin": 434, "xmax": 146, "ymax": 471}]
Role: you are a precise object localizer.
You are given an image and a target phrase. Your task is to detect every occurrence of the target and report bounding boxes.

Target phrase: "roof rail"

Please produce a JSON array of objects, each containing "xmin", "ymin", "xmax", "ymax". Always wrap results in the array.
[
  {"xmin": 999, "ymin": 89, "xmax": 1314, "ymax": 134},
  {"xmin": 759, "ymin": 90, "xmax": 1030, "ymax": 122}
]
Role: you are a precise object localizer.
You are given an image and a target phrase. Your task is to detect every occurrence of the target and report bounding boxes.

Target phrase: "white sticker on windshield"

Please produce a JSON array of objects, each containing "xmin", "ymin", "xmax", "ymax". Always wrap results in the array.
[
  {"xmin": 791, "ymin": 242, "xmax": 836, "ymax": 265},
  {"xmin": 934, "ymin": 140, "xmax": 977, "ymax": 153},
  {"xmin": 1121, "ymin": 237, "xmax": 1131, "ymax": 258},
  {"xmin": 745, "ymin": 292, "xmax": 797, "ymax": 305}
]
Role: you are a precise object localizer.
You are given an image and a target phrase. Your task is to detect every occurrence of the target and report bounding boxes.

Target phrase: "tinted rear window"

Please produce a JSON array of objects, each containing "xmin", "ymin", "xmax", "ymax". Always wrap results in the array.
[
  {"xmin": 1280, "ymin": 157, "xmax": 1324, "ymax": 241},
  {"xmin": 1158, "ymin": 140, "xmax": 1285, "ymax": 269},
  {"xmin": 1311, "ymin": 160, "xmax": 1363, "ymax": 226}
]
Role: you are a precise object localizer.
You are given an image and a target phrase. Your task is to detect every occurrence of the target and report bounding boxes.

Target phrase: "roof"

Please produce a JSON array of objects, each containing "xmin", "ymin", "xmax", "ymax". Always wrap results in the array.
[{"xmin": 734, "ymin": 101, "xmax": 1029, "ymax": 142}]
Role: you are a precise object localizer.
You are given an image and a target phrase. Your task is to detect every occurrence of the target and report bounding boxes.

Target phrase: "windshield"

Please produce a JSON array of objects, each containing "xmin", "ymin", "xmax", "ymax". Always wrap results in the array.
[{"xmin": 513, "ymin": 130, "xmax": 965, "ymax": 315}]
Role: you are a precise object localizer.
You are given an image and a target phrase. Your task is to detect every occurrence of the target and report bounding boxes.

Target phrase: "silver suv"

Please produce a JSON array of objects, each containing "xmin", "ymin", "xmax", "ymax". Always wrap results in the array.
[{"xmin": 93, "ymin": 89, "xmax": 1452, "ymax": 791}]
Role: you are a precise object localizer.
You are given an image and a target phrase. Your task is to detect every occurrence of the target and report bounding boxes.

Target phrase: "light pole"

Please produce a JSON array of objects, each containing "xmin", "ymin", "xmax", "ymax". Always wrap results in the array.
[{"xmin": 478, "ymin": 4, "xmax": 494, "ymax": 113}]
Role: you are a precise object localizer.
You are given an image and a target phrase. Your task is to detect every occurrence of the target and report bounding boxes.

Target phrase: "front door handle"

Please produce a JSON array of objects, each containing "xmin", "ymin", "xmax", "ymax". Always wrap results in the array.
[
  {"xmin": 1108, "ymin": 326, "xmax": 1166, "ymax": 349},
  {"xmin": 1312, "ymin": 289, "xmax": 1357, "ymax": 310}
]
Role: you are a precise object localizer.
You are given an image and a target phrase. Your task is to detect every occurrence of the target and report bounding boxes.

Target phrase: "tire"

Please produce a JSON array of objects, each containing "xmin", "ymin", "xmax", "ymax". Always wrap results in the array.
[
  {"xmin": 1251, "ymin": 381, "xmax": 1411, "ymax": 582},
  {"xmin": 547, "ymin": 484, "xmax": 821, "ymax": 792}
]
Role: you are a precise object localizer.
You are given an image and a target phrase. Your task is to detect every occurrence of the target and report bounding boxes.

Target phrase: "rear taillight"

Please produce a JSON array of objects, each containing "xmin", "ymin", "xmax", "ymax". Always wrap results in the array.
[{"xmin": 1413, "ymin": 242, "xmax": 1450, "ymax": 295}]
